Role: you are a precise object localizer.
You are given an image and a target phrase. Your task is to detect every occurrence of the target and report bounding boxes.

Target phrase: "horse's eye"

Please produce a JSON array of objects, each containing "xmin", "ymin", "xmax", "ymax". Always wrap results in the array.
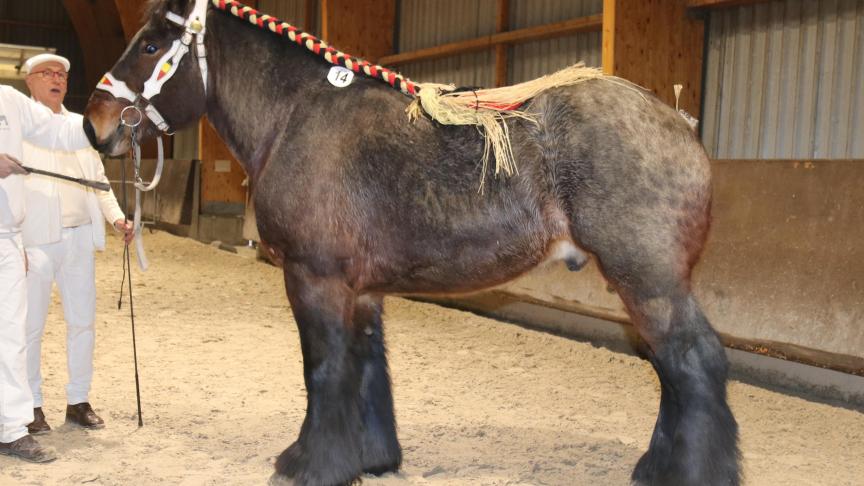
[{"xmin": 143, "ymin": 43, "xmax": 159, "ymax": 55}]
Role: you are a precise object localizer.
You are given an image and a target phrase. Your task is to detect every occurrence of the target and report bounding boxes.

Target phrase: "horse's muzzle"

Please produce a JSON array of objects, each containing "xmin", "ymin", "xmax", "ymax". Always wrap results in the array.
[{"xmin": 83, "ymin": 91, "xmax": 133, "ymax": 156}]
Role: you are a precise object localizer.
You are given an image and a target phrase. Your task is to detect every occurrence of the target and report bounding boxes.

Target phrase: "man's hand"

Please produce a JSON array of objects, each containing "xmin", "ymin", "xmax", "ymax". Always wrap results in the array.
[
  {"xmin": 0, "ymin": 153, "xmax": 27, "ymax": 178},
  {"xmin": 113, "ymin": 219, "xmax": 135, "ymax": 244}
]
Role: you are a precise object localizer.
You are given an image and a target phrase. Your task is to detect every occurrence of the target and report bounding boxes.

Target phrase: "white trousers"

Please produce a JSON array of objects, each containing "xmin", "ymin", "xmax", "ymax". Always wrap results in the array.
[
  {"xmin": 25, "ymin": 224, "xmax": 96, "ymax": 408},
  {"xmin": 0, "ymin": 234, "xmax": 34, "ymax": 443}
]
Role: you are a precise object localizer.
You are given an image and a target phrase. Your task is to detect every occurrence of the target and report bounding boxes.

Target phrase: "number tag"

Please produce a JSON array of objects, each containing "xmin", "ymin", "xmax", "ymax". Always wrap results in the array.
[{"xmin": 327, "ymin": 66, "xmax": 354, "ymax": 88}]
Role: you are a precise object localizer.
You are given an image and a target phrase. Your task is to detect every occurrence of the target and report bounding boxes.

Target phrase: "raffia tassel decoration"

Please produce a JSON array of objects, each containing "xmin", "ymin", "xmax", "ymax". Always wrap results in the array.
[{"xmin": 407, "ymin": 63, "xmax": 611, "ymax": 190}]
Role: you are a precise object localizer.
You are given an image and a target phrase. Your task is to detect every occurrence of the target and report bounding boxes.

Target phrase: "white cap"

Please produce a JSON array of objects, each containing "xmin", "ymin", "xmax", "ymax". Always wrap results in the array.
[{"xmin": 22, "ymin": 53, "xmax": 71, "ymax": 74}]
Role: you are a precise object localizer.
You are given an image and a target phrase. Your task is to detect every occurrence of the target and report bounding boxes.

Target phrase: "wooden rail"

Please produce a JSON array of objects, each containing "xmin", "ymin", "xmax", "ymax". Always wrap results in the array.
[{"xmin": 378, "ymin": 14, "xmax": 603, "ymax": 67}]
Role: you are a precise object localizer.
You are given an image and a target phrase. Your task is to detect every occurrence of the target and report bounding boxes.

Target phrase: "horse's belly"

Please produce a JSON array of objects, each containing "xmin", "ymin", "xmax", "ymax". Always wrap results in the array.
[{"xmin": 367, "ymin": 236, "xmax": 585, "ymax": 295}]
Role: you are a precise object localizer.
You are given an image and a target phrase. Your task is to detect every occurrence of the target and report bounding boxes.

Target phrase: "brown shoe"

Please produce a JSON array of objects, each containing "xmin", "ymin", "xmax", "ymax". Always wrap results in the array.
[
  {"xmin": 0, "ymin": 434, "xmax": 57, "ymax": 463},
  {"xmin": 27, "ymin": 407, "xmax": 51, "ymax": 435},
  {"xmin": 65, "ymin": 402, "xmax": 105, "ymax": 429}
]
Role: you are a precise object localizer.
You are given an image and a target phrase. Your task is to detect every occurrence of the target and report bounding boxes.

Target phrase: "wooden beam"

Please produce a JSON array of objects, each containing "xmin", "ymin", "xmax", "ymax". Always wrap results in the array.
[
  {"xmin": 379, "ymin": 14, "xmax": 602, "ymax": 67},
  {"xmin": 494, "ymin": 0, "xmax": 509, "ymax": 87}
]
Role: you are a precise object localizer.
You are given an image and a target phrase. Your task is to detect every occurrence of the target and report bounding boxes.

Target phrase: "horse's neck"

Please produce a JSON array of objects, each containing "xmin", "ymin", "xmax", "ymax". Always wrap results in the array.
[{"xmin": 203, "ymin": 13, "xmax": 324, "ymax": 180}]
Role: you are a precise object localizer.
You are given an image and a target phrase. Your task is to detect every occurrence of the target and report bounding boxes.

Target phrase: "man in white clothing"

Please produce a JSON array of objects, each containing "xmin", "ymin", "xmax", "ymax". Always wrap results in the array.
[
  {"xmin": 1, "ymin": 70, "xmax": 92, "ymax": 462},
  {"xmin": 20, "ymin": 54, "xmax": 133, "ymax": 435}
]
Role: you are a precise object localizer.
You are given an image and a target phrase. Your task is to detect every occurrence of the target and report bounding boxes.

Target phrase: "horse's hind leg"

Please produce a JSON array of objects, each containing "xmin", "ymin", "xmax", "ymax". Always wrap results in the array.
[
  {"xmin": 274, "ymin": 263, "xmax": 364, "ymax": 486},
  {"xmin": 569, "ymin": 205, "xmax": 740, "ymax": 485},
  {"xmin": 354, "ymin": 295, "xmax": 402, "ymax": 475},
  {"xmin": 623, "ymin": 288, "xmax": 739, "ymax": 486}
]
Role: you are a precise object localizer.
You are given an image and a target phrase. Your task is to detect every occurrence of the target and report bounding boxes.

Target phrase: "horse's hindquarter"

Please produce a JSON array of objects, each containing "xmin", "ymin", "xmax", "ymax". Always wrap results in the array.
[{"xmin": 531, "ymin": 79, "xmax": 713, "ymax": 280}]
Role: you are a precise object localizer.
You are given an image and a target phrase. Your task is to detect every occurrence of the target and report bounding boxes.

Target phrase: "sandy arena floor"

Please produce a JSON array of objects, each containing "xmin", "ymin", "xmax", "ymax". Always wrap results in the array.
[{"xmin": 1, "ymin": 230, "xmax": 862, "ymax": 485}]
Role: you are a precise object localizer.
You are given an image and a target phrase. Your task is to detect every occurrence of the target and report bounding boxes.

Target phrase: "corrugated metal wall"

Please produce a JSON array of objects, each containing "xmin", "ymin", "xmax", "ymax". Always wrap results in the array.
[
  {"xmin": 509, "ymin": 0, "xmax": 602, "ymax": 83},
  {"xmin": 702, "ymin": 0, "xmax": 864, "ymax": 160},
  {"xmin": 396, "ymin": 0, "xmax": 497, "ymax": 87},
  {"xmin": 396, "ymin": 0, "xmax": 601, "ymax": 87},
  {"xmin": 0, "ymin": 0, "xmax": 87, "ymax": 112}
]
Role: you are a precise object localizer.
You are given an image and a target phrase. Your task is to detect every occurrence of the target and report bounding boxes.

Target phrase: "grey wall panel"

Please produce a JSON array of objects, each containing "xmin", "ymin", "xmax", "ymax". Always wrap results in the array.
[
  {"xmin": 399, "ymin": 0, "xmax": 497, "ymax": 51},
  {"xmin": 507, "ymin": 0, "xmax": 602, "ymax": 83},
  {"xmin": 398, "ymin": 52, "xmax": 495, "ymax": 88},
  {"xmin": 397, "ymin": 0, "xmax": 496, "ymax": 86},
  {"xmin": 510, "ymin": 33, "xmax": 601, "ymax": 84},
  {"xmin": 509, "ymin": 0, "xmax": 601, "ymax": 28},
  {"xmin": 397, "ymin": 0, "xmax": 601, "ymax": 87},
  {"xmin": 703, "ymin": 0, "xmax": 864, "ymax": 159}
]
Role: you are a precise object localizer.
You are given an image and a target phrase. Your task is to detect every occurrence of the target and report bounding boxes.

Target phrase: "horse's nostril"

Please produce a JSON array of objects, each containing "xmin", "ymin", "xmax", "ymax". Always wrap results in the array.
[{"xmin": 83, "ymin": 117, "xmax": 98, "ymax": 148}]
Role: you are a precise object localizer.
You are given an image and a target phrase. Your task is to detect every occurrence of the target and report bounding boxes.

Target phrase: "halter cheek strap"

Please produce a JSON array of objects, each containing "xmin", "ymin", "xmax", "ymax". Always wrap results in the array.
[{"xmin": 95, "ymin": 0, "xmax": 210, "ymax": 134}]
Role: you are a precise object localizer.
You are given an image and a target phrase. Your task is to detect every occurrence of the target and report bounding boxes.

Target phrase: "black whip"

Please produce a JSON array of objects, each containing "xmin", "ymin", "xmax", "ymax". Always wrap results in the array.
[
  {"xmin": 22, "ymin": 166, "xmax": 112, "ymax": 191},
  {"xmin": 117, "ymin": 130, "xmax": 144, "ymax": 428}
]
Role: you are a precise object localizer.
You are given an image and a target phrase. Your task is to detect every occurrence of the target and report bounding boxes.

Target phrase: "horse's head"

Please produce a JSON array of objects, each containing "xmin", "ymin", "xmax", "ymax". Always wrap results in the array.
[{"xmin": 84, "ymin": 0, "xmax": 211, "ymax": 155}]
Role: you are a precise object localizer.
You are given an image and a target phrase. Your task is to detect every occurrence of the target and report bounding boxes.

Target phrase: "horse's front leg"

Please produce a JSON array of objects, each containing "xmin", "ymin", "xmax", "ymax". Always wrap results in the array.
[
  {"xmin": 274, "ymin": 263, "xmax": 364, "ymax": 486},
  {"xmin": 354, "ymin": 295, "xmax": 401, "ymax": 475}
]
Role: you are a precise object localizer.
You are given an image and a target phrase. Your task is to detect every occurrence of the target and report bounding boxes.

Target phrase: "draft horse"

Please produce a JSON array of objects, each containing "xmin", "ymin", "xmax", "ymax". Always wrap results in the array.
[{"xmin": 83, "ymin": 0, "xmax": 740, "ymax": 484}]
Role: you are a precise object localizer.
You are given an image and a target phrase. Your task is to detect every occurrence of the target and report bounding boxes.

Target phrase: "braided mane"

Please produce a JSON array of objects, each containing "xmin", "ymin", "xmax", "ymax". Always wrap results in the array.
[{"xmin": 212, "ymin": 0, "xmax": 419, "ymax": 96}]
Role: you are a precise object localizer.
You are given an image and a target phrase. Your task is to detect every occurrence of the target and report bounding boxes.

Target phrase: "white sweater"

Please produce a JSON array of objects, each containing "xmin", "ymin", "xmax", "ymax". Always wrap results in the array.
[{"xmin": 0, "ymin": 85, "xmax": 91, "ymax": 233}]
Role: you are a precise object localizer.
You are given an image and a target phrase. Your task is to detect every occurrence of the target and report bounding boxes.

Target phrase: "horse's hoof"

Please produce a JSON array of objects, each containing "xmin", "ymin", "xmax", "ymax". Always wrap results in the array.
[{"xmin": 268, "ymin": 472, "xmax": 295, "ymax": 486}]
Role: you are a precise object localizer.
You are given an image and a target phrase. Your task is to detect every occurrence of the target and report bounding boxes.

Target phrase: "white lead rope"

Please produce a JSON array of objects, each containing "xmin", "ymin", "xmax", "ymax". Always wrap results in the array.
[
  {"xmin": 130, "ymin": 136, "xmax": 164, "ymax": 272},
  {"xmin": 120, "ymin": 105, "xmax": 165, "ymax": 271}
]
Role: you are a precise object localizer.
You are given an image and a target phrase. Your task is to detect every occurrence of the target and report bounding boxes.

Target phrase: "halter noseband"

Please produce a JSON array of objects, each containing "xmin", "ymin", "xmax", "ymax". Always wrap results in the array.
[{"xmin": 96, "ymin": 0, "xmax": 210, "ymax": 134}]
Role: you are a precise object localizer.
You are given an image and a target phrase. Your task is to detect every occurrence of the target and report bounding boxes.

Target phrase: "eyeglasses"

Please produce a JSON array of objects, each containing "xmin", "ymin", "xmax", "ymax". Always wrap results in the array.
[{"xmin": 29, "ymin": 70, "xmax": 69, "ymax": 81}]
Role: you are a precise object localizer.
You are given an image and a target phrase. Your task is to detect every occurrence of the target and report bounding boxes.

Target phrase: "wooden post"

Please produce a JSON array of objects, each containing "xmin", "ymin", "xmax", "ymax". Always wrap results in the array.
[
  {"xmin": 197, "ymin": 117, "xmax": 247, "ymax": 211},
  {"xmin": 320, "ymin": 0, "xmax": 395, "ymax": 62},
  {"xmin": 304, "ymin": 0, "xmax": 318, "ymax": 32},
  {"xmin": 602, "ymin": 0, "xmax": 705, "ymax": 116},
  {"xmin": 495, "ymin": 0, "xmax": 509, "ymax": 87},
  {"xmin": 601, "ymin": 0, "xmax": 616, "ymax": 77}
]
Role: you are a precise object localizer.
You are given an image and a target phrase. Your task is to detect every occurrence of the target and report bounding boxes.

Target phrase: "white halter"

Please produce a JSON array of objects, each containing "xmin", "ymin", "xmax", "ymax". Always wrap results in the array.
[{"xmin": 96, "ymin": 0, "xmax": 210, "ymax": 133}]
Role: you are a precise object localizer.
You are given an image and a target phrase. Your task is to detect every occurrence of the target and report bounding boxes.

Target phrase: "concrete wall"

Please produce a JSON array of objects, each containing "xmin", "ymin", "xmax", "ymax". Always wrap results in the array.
[{"xmin": 470, "ymin": 159, "xmax": 864, "ymax": 371}]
